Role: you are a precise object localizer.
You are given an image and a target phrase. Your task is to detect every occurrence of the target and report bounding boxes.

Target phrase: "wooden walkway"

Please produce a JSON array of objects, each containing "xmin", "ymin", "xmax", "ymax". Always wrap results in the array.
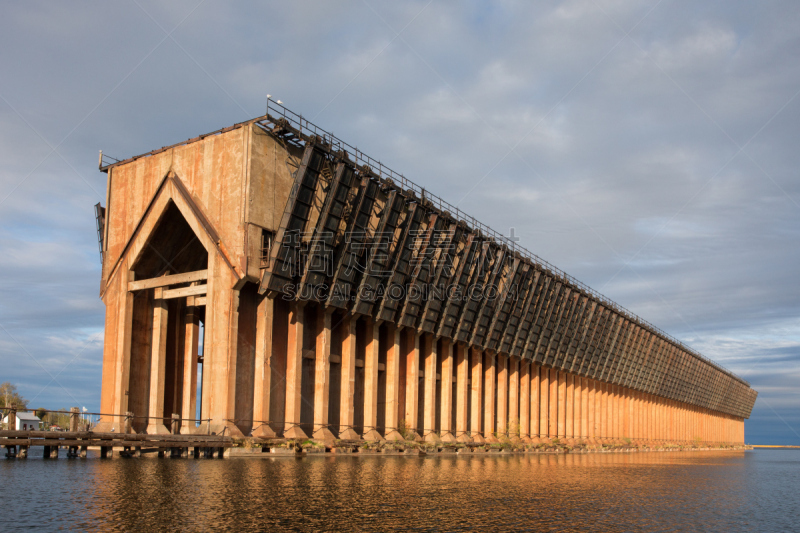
[{"xmin": 1, "ymin": 430, "xmax": 232, "ymax": 458}]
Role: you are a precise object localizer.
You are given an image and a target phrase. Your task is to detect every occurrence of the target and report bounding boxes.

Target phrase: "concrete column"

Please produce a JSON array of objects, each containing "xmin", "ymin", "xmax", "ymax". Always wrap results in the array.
[
  {"xmin": 103, "ymin": 271, "xmax": 134, "ymax": 432},
  {"xmin": 615, "ymin": 385, "xmax": 621, "ymax": 441},
  {"xmin": 642, "ymin": 392, "xmax": 651, "ymax": 446},
  {"xmin": 616, "ymin": 385, "xmax": 623, "ymax": 442},
  {"xmin": 484, "ymin": 352, "xmax": 497, "ymax": 442},
  {"xmin": 455, "ymin": 343, "xmax": 471, "ymax": 443},
  {"xmin": 588, "ymin": 379, "xmax": 596, "ymax": 444},
  {"xmin": 540, "ymin": 367, "xmax": 551, "ymax": 441},
  {"xmin": 600, "ymin": 382, "xmax": 608, "ymax": 443},
  {"xmin": 423, "ymin": 334, "xmax": 439, "ymax": 442},
  {"xmin": 580, "ymin": 378, "xmax": 589, "ymax": 442},
  {"xmin": 496, "ymin": 354, "xmax": 508, "ymax": 437},
  {"xmin": 634, "ymin": 390, "xmax": 640, "ymax": 444},
  {"xmin": 565, "ymin": 373, "xmax": 574, "ymax": 443},
  {"xmin": 595, "ymin": 380, "xmax": 603, "ymax": 444},
  {"xmin": 251, "ymin": 297, "xmax": 276, "ymax": 438},
  {"xmin": 313, "ymin": 308, "xmax": 335, "ymax": 443},
  {"xmin": 180, "ymin": 302, "xmax": 201, "ymax": 434},
  {"xmin": 530, "ymin": 363, "xmax": 541, "ymax": 443},
  {"xmin": 610, "ymin": 383, "xmax": 617, "ymax": 442},
  {"xmin": 440, "ymin": 339, "xmax": 455, "ymax": 442},
  {"xmin": 509, "ymin": 357, "xmax": 520, "ymax": 440},
  {"xmin": 626, "ymin": 388, "xmax": 633, "ymax": 443},
  {"xmin": 363, "ymin": 319, "xmax": 383, "ymax": 441},
  {"xmin": 572, "ymin": 374, "xmax": 581, "ymax": 443},
  {"xmin": 384, "ymin": 325, "xmax": 403, "ymax": 441},
  {"xmin": 470, "ymin": 347, "xmax": 484, "ymax": 443},
  {"xmin": 657, "ymin": 396, "xmax": 662, "ymax": 444},
  {"xmin": 549, "ymin": 368, "xmax": 558, "ymax": 439},
  {"xmin": 284, "ymin": 302, "xmax": 307, "ymax": 439},
  {"xmin": 519, "ymin": 360, "xmax": 530, "ymax": 442},
  {"xmin": 338, "ymin": 315, "xmax": 360, "ymax": 440},
  {"xmin": 404, "ymin": 331, "xmax": 421, "ymax": 440},
  {"xmin": 668, "ymin": 400, "xmax": 672, "ymax": 443},
  {"xmin": 557, "ymin": 371, "xmax": 566, "ymax": 439},
  {"xmin": 146, "ymin": 292, "xmax": 170, "ymax": 435}
]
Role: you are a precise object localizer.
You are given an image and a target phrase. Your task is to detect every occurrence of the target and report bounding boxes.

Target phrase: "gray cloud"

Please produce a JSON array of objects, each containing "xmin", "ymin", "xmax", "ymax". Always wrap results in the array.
[{"xmin": 1, "ymin": 0, "xmax": 798, "ymax": 443}]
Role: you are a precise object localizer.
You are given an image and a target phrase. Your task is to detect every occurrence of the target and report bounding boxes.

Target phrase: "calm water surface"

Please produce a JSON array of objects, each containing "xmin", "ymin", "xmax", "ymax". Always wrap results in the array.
[{"xmin": 1, "ymin": 449, "xmax": 797, "ymax": 531}]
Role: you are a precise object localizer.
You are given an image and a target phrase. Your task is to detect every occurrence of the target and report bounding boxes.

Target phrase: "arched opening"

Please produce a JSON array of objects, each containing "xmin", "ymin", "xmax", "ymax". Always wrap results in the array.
[{"xmin": 128, "ymin": 201, "xmax": 209, "ymax": 433}]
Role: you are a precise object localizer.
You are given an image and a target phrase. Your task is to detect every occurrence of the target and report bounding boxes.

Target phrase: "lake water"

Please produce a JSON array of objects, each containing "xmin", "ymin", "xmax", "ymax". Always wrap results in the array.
[{"xmin": 1, "ymin": 449, "xmax": 797, "ymax": 531}]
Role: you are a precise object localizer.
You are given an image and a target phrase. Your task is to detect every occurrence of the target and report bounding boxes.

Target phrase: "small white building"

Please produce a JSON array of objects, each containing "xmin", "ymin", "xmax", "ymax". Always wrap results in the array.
[{"xmin": 2, "ymin": 411, "xmax": 41, "ymax": 431}]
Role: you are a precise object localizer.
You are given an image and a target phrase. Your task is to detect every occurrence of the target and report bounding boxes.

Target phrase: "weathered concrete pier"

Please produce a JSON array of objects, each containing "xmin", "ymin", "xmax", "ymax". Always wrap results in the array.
[{"xmin": 89, "ymin": 102, "xmax": 756, "ymax": 451}]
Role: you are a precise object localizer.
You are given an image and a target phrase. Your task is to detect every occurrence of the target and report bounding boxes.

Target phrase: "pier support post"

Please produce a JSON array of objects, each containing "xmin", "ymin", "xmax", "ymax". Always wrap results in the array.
[
  {"xmin": 509, "ymin": 357, "xmax": 519, "ymax": 440},
  {"xmin": 549, "ymin": 368, "xmax": 558, "ymax": 442},
  {"xmin": 423, "ymin": 334, "xmax": 440, "ymax": 443},
  {"xmin": 403, "ymin": 330, "xmax": 421, "ymax": 441},
  {"xmin": 338, "ymin": 315, "xmax": 360, "ymax": 440},
  {"xmin": 254, "ymin": 297, "xmax": 279, "ymax": 438},
  {"xmin": 539, "ymin": 366, "xmax": 550, "ymax": 444},
  {"xmin": 363, "ymin": 318, "xmax": 384, "ymax": 441},
  {"xmin": 455, "ymin": 343, "xmax": 471, "ymax": 443},
  {"xmin": 496, "ymin": 354, "xmax": 508, "ymax": 438},
  {"xmin": 470, "ymin": 347, "xmax": 484, "ymax": 443},
  {"xmin": 565, "ymin": 374, "xmax": 574, "ymax": 444},
  {"xmin": 530, "ymin": 363, "xmax": 541, "ymax": 444},
  {"xmin": 519, "ymin": 360, "xmax": 531, "ymax": 442},
  {"xmin": 384, "ymin": 324, "xmax": 404, "ymax": 441},
  {"xmin": 439, "ymin": 338, "xmax": 456, "ymax": 443},
  {"xmin": 146, "ymin": 290, "xmax": 170, "ymax": 435},
  {"xmin": 284, "ymin": 302, "xmax": 308, "ymax": 440},
  {"xmin": 69, "ymin": 407, "xmax": 80, "ymax": 457},
  {"xmin": 313, "ymin": 309, "xmax": 336, "ymax": 444},
  {"xmin": 181, "ymin": 302, "xmax": 201, "ymax": 434},
  {"xmin": 483, "ymin": 352, "xmax": 498, "ymax": 443}
]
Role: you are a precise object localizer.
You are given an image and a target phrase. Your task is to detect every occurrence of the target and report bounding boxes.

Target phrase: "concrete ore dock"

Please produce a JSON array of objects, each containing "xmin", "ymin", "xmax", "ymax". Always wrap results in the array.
[{"xmin": 30, "ymin": 102, "xmax": 757, "ymax": 457}]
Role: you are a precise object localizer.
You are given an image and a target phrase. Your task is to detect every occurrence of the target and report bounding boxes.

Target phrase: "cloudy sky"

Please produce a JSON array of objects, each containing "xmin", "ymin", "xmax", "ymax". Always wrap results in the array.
[{"xmin": 1, "ymin": 1, "xmax": 797, "ymax": 444}]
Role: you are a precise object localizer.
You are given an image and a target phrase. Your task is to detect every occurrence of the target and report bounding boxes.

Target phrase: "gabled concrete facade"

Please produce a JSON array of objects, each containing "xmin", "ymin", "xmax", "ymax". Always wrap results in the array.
[{"xmin": 95, "ymin": 106, "xmax": 757, "ymax": 445}]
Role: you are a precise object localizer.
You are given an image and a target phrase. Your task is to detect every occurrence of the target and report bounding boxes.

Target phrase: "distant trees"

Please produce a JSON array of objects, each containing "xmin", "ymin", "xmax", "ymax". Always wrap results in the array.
[{"xmin": 0, "ymin": 382, "xmax": 28, "ymax": 410}]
